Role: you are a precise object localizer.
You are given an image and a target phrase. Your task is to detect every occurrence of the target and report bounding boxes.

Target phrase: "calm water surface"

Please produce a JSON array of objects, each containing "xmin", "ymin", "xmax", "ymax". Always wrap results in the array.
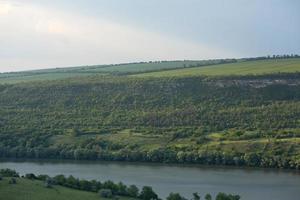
[{"xmin": 0, "ymin": 160, "xmax": 299, "ymax": 200}]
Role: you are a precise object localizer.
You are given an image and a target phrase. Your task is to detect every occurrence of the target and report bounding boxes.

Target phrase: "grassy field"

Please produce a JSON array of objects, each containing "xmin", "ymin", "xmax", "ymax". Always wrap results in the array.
[
  {"xmin": 1, "ymin": 58, "xmax": 300, "ymax": 84},
  {"xmin": 0, "ymin": 178, "xmax": 134, "ymax": 200},
  {"xmin": 0, "ymin": 72, "xmax": 100, "ymax": 84},
  {"xmin": 0, "ymin": 60, "xmax": 207, "ymax": 84},
  {"xmin": 133, "ymin": 58, "xmax": 300, "ymax": 77},
  {"xmin": 0, "ymin": 178, "xmax": 98, "ymax": 200},
  {"xmin": 86, "ymin": 60, "xmax": 221, "ymax": 73}
]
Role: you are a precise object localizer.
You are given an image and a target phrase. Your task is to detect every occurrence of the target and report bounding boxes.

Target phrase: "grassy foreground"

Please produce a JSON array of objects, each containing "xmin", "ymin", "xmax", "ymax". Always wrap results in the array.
[
  {"xmin": 0, "ymin": 177, "xmax": 136, "ymax": 200},
  {"xmin": 0, "ymin": 178, "xmax": 101, "ymax": 200}
]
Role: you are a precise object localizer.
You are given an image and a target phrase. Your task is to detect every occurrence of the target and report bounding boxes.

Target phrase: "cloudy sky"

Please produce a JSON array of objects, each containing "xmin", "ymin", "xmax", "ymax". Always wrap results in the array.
[{"xmin": 0, "ymin": 0, "xmax": 299, "ymax": 72}]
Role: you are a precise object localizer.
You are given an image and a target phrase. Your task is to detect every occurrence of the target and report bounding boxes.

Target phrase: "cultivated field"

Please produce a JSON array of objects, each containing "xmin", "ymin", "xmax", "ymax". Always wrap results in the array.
[{"xmin": 134, "ymin": 58, "xmax": 300, "ymax": 77}]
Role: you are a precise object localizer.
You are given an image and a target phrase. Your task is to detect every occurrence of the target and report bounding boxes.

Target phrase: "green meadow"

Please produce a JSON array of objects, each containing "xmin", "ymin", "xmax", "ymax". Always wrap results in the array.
[
  {"xmin": 134, "ymin": 58, "xmax": 300, "ymax": 77},
  {"xmin": 0, "ymin": 178, "xmax": 130, "ymax": 200}
]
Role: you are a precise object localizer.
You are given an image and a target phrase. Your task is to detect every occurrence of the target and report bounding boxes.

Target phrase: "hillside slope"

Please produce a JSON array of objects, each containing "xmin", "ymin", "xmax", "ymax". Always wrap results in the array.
[{"xmin": 0, "ymin": 71, "xmax": 300, "ymax": 169}]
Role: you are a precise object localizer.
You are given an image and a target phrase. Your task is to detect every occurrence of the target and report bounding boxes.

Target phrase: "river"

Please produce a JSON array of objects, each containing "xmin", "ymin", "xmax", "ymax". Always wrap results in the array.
[{"xmin": 0, "ymin": 160, "xmax": 299, "ymax": 200}]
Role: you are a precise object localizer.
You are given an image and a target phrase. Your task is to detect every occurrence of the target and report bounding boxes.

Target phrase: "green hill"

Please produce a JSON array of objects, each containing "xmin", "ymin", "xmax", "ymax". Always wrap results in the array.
[{"xmin": 0, "ymin": 57, "xmax": 300, "ymax": 169}]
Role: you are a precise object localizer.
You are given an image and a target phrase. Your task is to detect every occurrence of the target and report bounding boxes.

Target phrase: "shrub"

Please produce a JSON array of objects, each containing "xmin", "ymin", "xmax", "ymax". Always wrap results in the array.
[
  {"xmin": 166, "ymin": 193, "xmax": 187, "ymax": 200},
  {"xmin": 0, "ymin": 169, "xmax": 19, "ymax": 177},
  {"xmin": 9, "ymin": 178, "xmax": 17, "ymax": 184},
  {"xmin": 25, "ymin": 173, "xmax": 37, "ymax": 180},
  {"xmin": 45, "ymin": 177, "xmax": 54, "ymax": 188},
  {"xmin": 139, "ymin": 186, "xmax": 158, "ymax": 200},
  {"xmin": 99, "ymin": 189, "xmax": 113, "ymax": 198}
]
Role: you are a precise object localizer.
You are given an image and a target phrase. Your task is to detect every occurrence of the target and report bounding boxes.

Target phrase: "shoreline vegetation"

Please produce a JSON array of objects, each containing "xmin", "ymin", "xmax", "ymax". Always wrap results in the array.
[
  {"xmin": 2, "ymin": 158, "xmax": 300, "ymax": 173},
  {"xmin": 0, "ymin": 56, "xmax": 300, "ymax": 170},
  {"xmin": 0, "ymin": 168, "xmax": 241, "ymax": 200}
]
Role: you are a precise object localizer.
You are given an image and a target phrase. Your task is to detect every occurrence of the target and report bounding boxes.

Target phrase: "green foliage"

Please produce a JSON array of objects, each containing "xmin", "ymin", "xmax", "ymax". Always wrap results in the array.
[
  {"xmin": 0, "ymin": 61, "xmax": 300, "ymax": 170},
  {"xmin": 127, "ymin": 185, "xmax": 139, "ymax": 198},
  {"xmin": 205, "ymin": 194, "xmax": 212, "ymax": 200},
  {"xmin": 215, "ymin": 193, "xmax": 240, "ymax": 200},
  {"xmin": 193, "ymin": 193, "xmax": 201, "ymax": 200},
  {"xmin": 139, "ymin": 186, "xmax": 158, "ymax": 200},
  {"xmin": 99, "ymin": 189, "xmax": 113, "ymax": 198},
  {"xmin": 167, "ymin": 193, "xmax": 187, "ymax": 200},
  {"xmin": 0, "ymin": 169, "xmax": 19, "ymax": 177},
  {"xmin": 25, "ymin": 173, "xmax": 37, "ymax": 180}
]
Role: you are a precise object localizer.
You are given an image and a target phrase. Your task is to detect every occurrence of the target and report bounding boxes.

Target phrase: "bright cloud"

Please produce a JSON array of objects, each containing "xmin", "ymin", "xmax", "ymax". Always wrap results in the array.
[
  {"xmin": 0, "ymin": 1, "xmax": 236, "ymax": 72},
  {"xmin": 0, "ymin": 2, "xmax": 12, "ymax": 15}
]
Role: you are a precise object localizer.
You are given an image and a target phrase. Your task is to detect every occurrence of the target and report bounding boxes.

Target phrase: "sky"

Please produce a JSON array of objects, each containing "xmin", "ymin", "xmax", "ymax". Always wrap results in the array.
[{"xmin": 0, "ymin": 0, "xmax": 299, "ymax": 72}]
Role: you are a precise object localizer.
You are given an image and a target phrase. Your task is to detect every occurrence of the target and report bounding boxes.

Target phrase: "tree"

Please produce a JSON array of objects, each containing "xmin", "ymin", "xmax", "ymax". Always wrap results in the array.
[
  {"xmin": 204, "ymin": 194, "xmax": 212, "ymax": 200},
  {"xmin": 99, "ymin": 189, "xmax": 113, "ymax": 198},
  {"xmin": 215, "ymin": 193, "xmax": 240, "ymax": 200},
  {"xmin": 53, "ymin": 175, "xmax": 66, "ymax": 185},
  {"xmin": 79, "ymin": 179, "xmax": 92, "ymax": 191},
  {"xmin": 66, "ymin": 175, "xmax": 79, "ymax": 189},
  {"xmin": 139, "ymin": 186, "xmax": 158, "ymax": 200},
  {"xmin": 0, "ymin": 169, "xmax": 19, "ymax": 177},
  {"xmin": 127, "ymin": 185, "xmax": 139, "ymax": 197},
  {"xmin": 193, "ymin": 192, "xmax": 201, "ymax": 200},
  {"xmin": 45, "ymin": 177, "xmax": 53, "ymax": 188},
  {"xmin": 25, "ymin": 173, "xmax": 37, "ymax": 180},
  {"xmin": 166, "ymin": 193, "xmax": 186, "ymax": 200}
]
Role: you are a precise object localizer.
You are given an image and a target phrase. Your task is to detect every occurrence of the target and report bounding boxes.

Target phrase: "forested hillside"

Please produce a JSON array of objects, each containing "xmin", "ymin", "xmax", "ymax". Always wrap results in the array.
[{"xmin": 0, "ymin": 58, "xmax": 300, "ymax": 169}]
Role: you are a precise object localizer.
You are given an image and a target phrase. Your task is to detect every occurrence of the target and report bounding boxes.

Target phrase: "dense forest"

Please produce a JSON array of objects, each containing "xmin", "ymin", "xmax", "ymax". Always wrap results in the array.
[{"xmin": 0, "ymin": 70, "xmax": 300, "ymax": 169}]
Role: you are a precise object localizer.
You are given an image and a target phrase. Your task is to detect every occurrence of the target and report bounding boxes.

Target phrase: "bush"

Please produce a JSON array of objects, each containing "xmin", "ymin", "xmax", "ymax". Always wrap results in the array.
[
  {"xmin": 127, "ymin": 185, "xmax": 139, "ymax": 197},
  {"xmin": 45, "ymin": 177, "xmax": 54, "ymax": 188},
  {"xmin": 99, "ymin": 189, "xmax": 113, "ymax": 198},
  {"xmin": 25, "ymin": 173, "xmax": 37, "ymax": 180},
  {"xmin": 0, "ymin": 169, "xmax": 19, "ymax": 177},
  {"xmin": 167, "ymin": 193, "xmax": 187, "ymax": 200},
  {"xmin": 139, "ymin": 186, "xmax": 158, "ymax": 200},
  {"xmin": 205, "ymin": 194, "xmax": 212, "ymax": 200},
  {"xmin": 37, "ymin": 174, "xmax": 50, "ymax": 181},
  {"xmin": 216, "ymin": 192, "xmax": 240, "ymax": 200},
  {"xmin": 9, "ymin": 178, "xmax": 17, "ymax": 184}
]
